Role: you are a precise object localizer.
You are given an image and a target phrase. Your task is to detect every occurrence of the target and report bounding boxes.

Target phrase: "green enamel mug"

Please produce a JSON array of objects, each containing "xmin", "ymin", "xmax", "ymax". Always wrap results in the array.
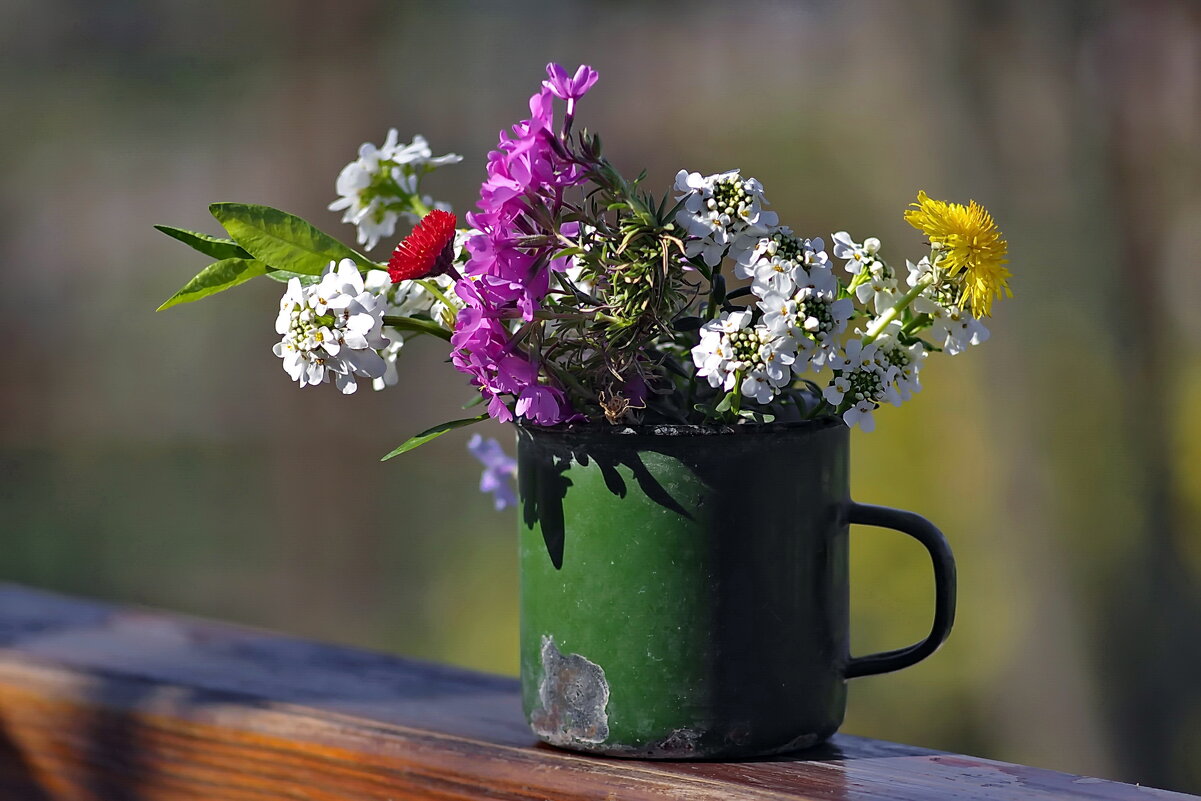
[{"xmin": 517, "ymin": 418, "xmax": 956, "ymax": 759}]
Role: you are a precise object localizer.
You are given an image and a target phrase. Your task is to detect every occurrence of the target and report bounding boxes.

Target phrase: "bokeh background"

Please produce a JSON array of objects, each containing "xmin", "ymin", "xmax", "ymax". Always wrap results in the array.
[{"xmin": 4, "ymin": 0, "xmax": 1201, "ymax": 791}]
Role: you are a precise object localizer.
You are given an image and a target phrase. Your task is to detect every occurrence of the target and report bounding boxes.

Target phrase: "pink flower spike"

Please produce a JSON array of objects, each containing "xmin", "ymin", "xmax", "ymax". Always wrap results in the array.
[{"xmin": 543, "ymin": 63, "xmax": 599, "ymax": 100}]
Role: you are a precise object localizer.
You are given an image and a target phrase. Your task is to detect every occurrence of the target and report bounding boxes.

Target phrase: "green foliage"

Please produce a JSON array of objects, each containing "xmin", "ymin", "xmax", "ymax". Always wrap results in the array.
[
  {"xmin": 381, "ymin": 415, "xmax": 489, "ymax": 461},
  {"xmin": 153, "ymin": 225, "xmax": 252, "ymax": 261},
  {"xmin": 209, "ymin": 203, "xmax": 377, "ymax": 275},
  {"xmin": 158, "ymin": 205, "xmax": 374, "ymax": 308},
  {"xmin": 156, "ymin": 258, "xmax": 269, "ymax": 311}
]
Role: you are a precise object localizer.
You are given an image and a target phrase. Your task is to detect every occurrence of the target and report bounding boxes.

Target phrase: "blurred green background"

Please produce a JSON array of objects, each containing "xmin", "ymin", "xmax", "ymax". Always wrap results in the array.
[{"xmin": 3, "ymin": 0, "xmax": 1201, "ymax": 792}]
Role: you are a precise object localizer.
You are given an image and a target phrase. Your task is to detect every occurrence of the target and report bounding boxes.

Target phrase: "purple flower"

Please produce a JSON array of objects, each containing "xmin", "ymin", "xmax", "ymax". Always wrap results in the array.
[
  {"xmin": 515, "ymin": 385, "xmax": 568, "ymax": 426},
  {"xmin": 467, "ymin": 433, "xmax": 518, "ymax": 510},
  {"xmin": 543, "ymin": 63, "xmax": 599, "ymax": 102},
  {"xmin": 451, "ymin": 64, "xmax": 600, "ymax": 426}
]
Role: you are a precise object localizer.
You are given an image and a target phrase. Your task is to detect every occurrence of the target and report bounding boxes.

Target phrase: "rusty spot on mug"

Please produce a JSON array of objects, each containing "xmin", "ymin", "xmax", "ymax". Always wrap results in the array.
[
  {"xmin": 652, "ymin": 727, "xmax": 703, "ymax": 755},
  {"xmin": 530, "ymin": 635, "xmax": 610, "ymax": 745}
]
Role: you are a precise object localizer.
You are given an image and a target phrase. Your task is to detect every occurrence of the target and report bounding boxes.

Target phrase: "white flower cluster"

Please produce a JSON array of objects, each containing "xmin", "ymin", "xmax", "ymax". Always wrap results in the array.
[
  {"xmin": 832, "ymin": 234, "xmax": 989, "ymax": 357},
  {"xmin": 677, "ymin": 169, "xmax": 978, "ymax": 430},
  {"xmin": 690, "ymin": 218, "xmax": 856, "ymax": 409},
  {"xmin": 833, "ymin": 232, "xmax": 898, "ymax": 315},
  {"xmin": 329, "ymin": 131, "xmax": 462, "ymax": 251},
  {"xmin": 674, "ymin": 170, "xmax": 778, "ymax": 267},
  {"xmin": 743, "ymin": 229, "xmax": 853, "ymax": 369},
  {"xmin": 359, "ymin": 228, "xmax": 474, "ymax": 391},
  {"xmin": 904, "ymin": 256, "xmax": 990, "ymax": 355},
  {"xmin": 692, "ymin": 310, "xmax": 795, "ymax": 404},
  {"xmin": 273, "ymin": 260, "xmax": 392, "ymax": 394},
  {"xmin": 820, "ymin": 340, "xmax": 903, "ymax": 432},
  {"xmin": 364, "ymin": 268, "xmax": 462, "ymax": 391}
]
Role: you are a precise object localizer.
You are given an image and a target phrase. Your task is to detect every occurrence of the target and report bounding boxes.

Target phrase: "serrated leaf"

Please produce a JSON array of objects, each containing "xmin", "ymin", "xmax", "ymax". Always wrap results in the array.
[
  {"xmin": 154, "ymin": 225, "xmax": 252, "ymax": 261},
  {"xmin": 210, "ymin": 202, "xmax": 376, "ymax": 275},
  {"xmin": 381, "ymin": 414, "xmax": 489, "ymax": 461},
  {"xmin": 157, "ymin": 258, "xmax": 268, "ymax": 311}
]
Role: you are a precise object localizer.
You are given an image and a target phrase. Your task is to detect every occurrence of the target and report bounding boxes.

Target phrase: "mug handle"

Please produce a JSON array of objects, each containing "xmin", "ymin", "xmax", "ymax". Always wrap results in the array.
[{"xmin": 845, "ymin": 502, "xmax": 957, "ymax": 679}]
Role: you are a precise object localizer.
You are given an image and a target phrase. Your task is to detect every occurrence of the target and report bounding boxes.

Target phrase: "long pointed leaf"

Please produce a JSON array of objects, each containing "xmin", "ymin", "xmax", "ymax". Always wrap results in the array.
[
  {"xmin": 210, "ymin": 202, "xmax": 376, "ymax": 275},
  {"xmin": 154, "ymin": 224, "xmax": 252, "ymax": 261},
  {"xmin": 381, "ymin": 414, "xmax": 489, "ymax": 461},
  {"xmin": 157, "ymin": 258, "xmax": 269, "ymax": 311}
]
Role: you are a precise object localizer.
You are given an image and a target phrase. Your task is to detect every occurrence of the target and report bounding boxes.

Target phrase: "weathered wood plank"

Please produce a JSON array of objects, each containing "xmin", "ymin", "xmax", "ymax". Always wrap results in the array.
[{"xmin": 0, "ymin": 584, "xmax": 1191, "ymax": 800}]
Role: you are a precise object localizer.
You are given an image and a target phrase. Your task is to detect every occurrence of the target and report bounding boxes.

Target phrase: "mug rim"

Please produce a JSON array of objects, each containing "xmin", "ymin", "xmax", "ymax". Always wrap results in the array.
[{"xmin": 515, "ymin": 415, "xmax": 845, "ymax": 439}]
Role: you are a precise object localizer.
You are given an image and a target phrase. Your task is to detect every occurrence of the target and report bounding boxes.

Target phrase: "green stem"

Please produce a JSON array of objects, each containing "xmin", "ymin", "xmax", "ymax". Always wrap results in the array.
[
  {"xmin": 899, "ymin": 313, "xmax": 930, "ymax": 338},
  {"xmin": 845, "ymin": 270, "xmax": 870, "ymax": 294},
  {"xmin": 383, "ymin": 315, "xmax": 451, "ymax": 341},
  {"xmin": 806, "ymin": 398, "xmax": 834, "ymax": 420},
  {"xmin": 862, "ymin": 276, "xmax": 932, "ymax": 343},
  {"xmin": 409, "ymin": 196, "xmax": 431, "ymax": 218},
  {"xmin": 707, "ymin": 268, "xmax": 725, "ymax": 321},
  {"xmin": 414, "ymin": 279, "xmax": 458, "ymax": 324}
]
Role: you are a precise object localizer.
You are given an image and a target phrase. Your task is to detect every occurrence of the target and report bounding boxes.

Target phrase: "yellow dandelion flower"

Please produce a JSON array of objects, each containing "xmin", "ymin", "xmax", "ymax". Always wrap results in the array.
[{"xmin": 904, "ymin": 190, "xmax": 1012, "ymax": 317}]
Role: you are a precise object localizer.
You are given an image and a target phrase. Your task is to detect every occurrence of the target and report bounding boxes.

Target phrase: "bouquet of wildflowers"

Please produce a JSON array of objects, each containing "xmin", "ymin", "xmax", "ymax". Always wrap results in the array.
[{"xmin": 159, "ymin": 63, "xmax": 1011, "ymax": 508}]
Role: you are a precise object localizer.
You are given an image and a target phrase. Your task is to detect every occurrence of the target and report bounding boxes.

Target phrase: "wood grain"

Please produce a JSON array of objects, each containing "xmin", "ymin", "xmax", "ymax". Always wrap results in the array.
[{"xmin": 0, "ymin": 584, "xmax": 1191, "ymax": 800}]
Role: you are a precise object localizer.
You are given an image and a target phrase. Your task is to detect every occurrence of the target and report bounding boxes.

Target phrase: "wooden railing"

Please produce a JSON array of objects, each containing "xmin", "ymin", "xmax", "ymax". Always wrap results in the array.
[{"xmin": 0, "ymin": 583, "xmax": 1192, "ymax": 800}]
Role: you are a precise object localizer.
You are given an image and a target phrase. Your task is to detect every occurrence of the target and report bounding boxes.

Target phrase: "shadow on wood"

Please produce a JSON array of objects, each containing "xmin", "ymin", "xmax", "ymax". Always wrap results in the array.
[{"xmin": 0, "ymin": 583, "xmax": 1193, "ymax": 801}]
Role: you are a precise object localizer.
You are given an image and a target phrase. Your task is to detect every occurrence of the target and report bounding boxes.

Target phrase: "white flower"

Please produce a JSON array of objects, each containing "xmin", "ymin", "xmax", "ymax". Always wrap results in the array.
[
  {"xmin": 329, "ymin": 131, "xmax": 463, "ymax": 251},
  {"xmin": 757, "ymin": 263, "xmax": 852, "ymax": 371},
  {"xmin": 829, "ymin": 339, "xmax": 883, "ymax": 376},
  {"xmin": 824, "ymin": 339, "xmax": 901, "ymax": 430},
  {"xmin": 842, "ymin": 399, "xmax": 879, "ymax": 432},
  {"xmin": 906, "ymin": 255, "xmax": 934, "ymax": 287},
  {"xmin": 367, "ymin": 268, "xmax": 462, "ymax": 327},
  {"xmin": 736, "ymin": 228, "xmax": 832, "ymax": 298},
  {"xmin": 936, "ymin": 306, "xmax": 990, "ymax": 356},
  {"xmin": 832, "ymin": 231, "xmax": 882, "ymax": 275},
  {"xmin": 907, "ymin": 258, "xmax": 990, "ymax": 355},
  {"xmin": 272, "ymin": 259, "xmax": 391, "ymax": 394},
  {"xmin": 691, "ymin": 310, "xmax": 795, "ymax": 404},
  {"xmin": 833, "ymin": 232, "xmax": 896, "ymax": 314},
  {"xmin": 856, "ymin": 271, "xmax": 900, "ymax": 315},
  {"xmin": 674, "ymin": 169, "xmax": 778, "ymax": 267},
  {"xmin": 874, "ymin": 322, "xmax": 928, "ymax": 401},
  {"xmin": 363, "ymin": 251, "xmax": 467, "ymax": 391},
  {"xmin": 823, "ymin": 375, "xmax": 851, "ymax": 406}
]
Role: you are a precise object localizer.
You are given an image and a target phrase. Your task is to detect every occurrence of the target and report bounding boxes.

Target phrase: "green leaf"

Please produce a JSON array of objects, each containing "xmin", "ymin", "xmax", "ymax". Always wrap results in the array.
[
  {"xmin": 154, "ymin": 224, "xmax": 252, "ymax": 261},
  {"xmin": 381, "ymin": 414, "xmax": 489, "ymax": 461},
  {"xmin": 263, "ymin": 268, "xmax": 320, "ymax": 285},
  {"xmin": 553, "ymin": 246, "xmax": 586, "ymax": 260},
  {"xmin": 382, "ymin": 315, "xmax": 452, "ymax": 342},
  {"xmin": 714, "ymin": 393, "xmax": 733, "ymax": 413},
  {"xmin": 210, "ymin": 202, "xmax": 376, "ymax": 275},
  {"xmin": 157, "ymin": 258, "xmax": 268, "ymax": 311}
]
